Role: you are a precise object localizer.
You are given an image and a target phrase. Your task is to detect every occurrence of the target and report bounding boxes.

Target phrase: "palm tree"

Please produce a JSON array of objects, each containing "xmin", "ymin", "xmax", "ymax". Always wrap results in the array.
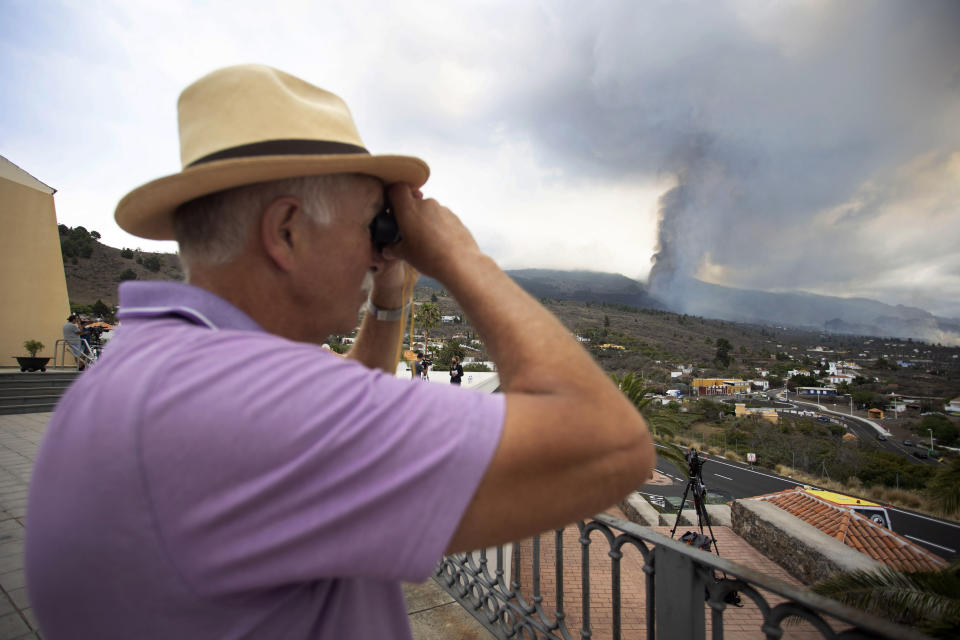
[
  {"xmin": 611, "ymin": 371, "xmax": 689, "ymax": 476},
  {"xmin": 926, "ymin": 457, "xmax": 960, "ymax": 517},
  {"xmin": 415, "ymin": 302, "xmax": 442, "ymax": 357},
  {"xmin": 809, "ymin": 559, "xmax": 960, "ymax": 638}
]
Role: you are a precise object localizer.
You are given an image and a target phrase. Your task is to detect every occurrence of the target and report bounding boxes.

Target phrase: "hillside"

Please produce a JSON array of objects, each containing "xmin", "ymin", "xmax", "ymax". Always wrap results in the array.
[
  {"xmin": 59, "ymin": 230, "xmax": 959, "ymax": 399},
  {"xmin": 59, "ymin": 226, "xmax": 183, "ymax": 307}
]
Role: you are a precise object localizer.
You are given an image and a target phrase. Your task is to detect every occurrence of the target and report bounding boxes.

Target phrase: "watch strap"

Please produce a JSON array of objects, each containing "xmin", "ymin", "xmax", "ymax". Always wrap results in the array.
[{"xmin": 365, "ymin": 299, "xmax": 410, "ymax": 322}]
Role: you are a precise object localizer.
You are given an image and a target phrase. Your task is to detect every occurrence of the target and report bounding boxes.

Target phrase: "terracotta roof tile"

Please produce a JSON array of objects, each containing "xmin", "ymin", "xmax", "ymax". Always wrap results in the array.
[{"xmin": 749, "ymin": 487, "xmax": 946, "ymax": 572}]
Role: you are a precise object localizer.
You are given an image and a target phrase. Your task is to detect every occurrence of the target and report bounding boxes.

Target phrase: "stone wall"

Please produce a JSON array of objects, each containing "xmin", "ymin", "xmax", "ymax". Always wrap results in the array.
[{"xmin": 731, "ymin": 499, "xmax": 883, "ymax": 585}]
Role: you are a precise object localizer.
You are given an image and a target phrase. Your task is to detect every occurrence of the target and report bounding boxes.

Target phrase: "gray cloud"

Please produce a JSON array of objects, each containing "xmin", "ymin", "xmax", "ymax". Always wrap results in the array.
[{"xmin": 427, "ymin": 1, "xmax": 960, "ymax": 316}]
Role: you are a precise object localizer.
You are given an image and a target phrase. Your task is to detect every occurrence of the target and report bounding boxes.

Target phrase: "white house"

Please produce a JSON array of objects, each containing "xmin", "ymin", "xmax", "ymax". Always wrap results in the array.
[
  {"xmin": 752, "ymin": 379, "xmax": 770, "ymax": 391},
  {"xmin": 670, "ymin": 371, "xmax": 683, "ymax": 378},
  {"xmin": 827, "ymin": 373, "xmax": 856, "ymax": 385},
  {"xmin": 441, "ymin": 315, "xmax": 458, "ymax": 324},
  {"xmin": 946, "ymin": 398, "xmax": 960, "ymax": 414}
]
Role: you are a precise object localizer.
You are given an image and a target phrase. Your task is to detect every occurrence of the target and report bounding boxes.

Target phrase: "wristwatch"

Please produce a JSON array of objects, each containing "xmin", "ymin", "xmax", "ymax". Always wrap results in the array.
[{"xmin": 364, "ymin": 299, "xmax": 410, "ymax": 322}]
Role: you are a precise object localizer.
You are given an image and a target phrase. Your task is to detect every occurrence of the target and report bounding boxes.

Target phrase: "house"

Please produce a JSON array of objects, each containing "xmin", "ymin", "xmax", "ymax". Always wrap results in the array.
[
  {"xmin": 826, "ymin": 373, "xmax": 855, "ymax": 385},
  {"xmin": 670, "ymin": 371, "xmax": 683, "ymax": 378},
  {"xmin": 692, "ymin": 378, "xmax": 750, "ymax": 395},
  {"xmin": 735, "ymin": 403, "xmax": 778, "ymax": 424},
  {"xmin": 946, "ymin": 398, "xmax": 960, "ymax": 414},
  {"xmin": 751, "ymin": 379, "xmax": 769, "ymax": 391},
  {"xmin": 796, "ymin": 386, "xmax": 837, "ymax": 396},
  {"xmin": 0, "ymin": 156, "xmax": 71, "ymax": 365},
  {"xmin": 748, "ymin": 487, "xmax": 945, "ymax": 573},
  {"xmin": 441, "ymin": 315, "xmax": 458, "ymax": 324}
]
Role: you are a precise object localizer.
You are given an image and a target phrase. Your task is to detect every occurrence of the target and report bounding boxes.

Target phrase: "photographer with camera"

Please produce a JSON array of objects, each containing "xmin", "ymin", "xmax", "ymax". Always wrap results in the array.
[{"xmin": 26, "ymin": 65, "xmax": 655, "ymax": 639}]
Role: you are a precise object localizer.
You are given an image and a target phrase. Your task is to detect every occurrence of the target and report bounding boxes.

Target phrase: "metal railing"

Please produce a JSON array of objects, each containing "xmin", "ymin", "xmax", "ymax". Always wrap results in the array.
[
  {"xmin": 53, "ymin": 339, "xmax": 97, "ymax": 368},
  {"xmin": 434, "ymin": 513, "xmax": 924, "ymax": 640}
]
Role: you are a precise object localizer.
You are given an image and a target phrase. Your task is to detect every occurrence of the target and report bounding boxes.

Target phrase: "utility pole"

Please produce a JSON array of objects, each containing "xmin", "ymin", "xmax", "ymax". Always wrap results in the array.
[{"xmin": 928, "ymin": 428, "xmax": 935, "ymax": 454}]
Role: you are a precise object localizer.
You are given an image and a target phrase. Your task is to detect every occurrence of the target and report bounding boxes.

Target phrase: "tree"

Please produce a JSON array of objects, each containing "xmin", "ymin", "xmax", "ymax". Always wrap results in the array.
[
  {"xmin": 926, "ymin": 457, "xmax": 960, "ymax": 516},
  {"xmin": 786, "ymin": 374, "xmax": 820, "ymax": 391},
  {"xmin": 714, "ymin": 338, "xmax": 732, "ymax": 367},
  {"xmin": 920, "ymin": 415, "xmax": 958, "ymax": 447},
  {"xmin": 143, "ymin": 255, "xmax": 164, "ymax": 272},
  {"xmin": 91, "ymin": 299, "xmax": 113, "ymax": 321},
  {"xmin": 810, "ymin": 559, "xmax": 960, "ymax": 638},
  {"xmin": 415, "ymin": 302, "xmax": 441, "ymax": 353},
  {"xmin": 90, "ymin": 230, "xmax": 101, "ymax": 239},
  {"xmin": 610, "ymin": 371, "xmax": 688, "ymax": 473},
  {"xmin": 118, "ymin": 269, "xmax": 137, "ymax": 282},
  {"xmin": 603, "ymin": 314, "xmax": 611, "ymax": 327},
  {"xmin": 435, "ymin": 340, "xmax": 465, "ymax": 367},
  {"xmin": 852, "ymin": 391, "xmax": 882, "ymax": 410},
  {"xmin": 430, "ymin": 293, "xmax": 438, "ymax": 303}
]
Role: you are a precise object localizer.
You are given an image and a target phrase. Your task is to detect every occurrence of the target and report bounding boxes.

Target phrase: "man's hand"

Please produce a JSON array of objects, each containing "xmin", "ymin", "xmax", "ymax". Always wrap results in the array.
[
  {"xmin": 384, "ymin": 184, "xmax": 482, "ymax": 281},
  {"xmin": 369, "ymin": 256, "xmax": 412, "ymax": 310}
]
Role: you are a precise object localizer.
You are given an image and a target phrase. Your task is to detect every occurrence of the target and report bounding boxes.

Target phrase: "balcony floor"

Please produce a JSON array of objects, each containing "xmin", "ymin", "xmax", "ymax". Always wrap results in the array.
[{"xmin": 512, "ymin": 511, "xmax": 850, "ymax": 639}]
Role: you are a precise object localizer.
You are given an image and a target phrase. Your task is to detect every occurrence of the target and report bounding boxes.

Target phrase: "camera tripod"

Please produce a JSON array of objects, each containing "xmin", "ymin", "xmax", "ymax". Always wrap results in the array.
[
  {"xmin": 669, "ymin": 448, "xmax": 742, "ymax": 605},
  {"xmin": 669, "ymin": 448, "xmax": 721, "ymax": 556}
]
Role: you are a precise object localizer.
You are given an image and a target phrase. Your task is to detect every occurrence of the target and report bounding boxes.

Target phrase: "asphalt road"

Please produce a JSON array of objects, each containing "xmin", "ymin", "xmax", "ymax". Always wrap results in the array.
[{"xmin": 644, "ymin": 449, "xmax": 959, "ymax": 560}]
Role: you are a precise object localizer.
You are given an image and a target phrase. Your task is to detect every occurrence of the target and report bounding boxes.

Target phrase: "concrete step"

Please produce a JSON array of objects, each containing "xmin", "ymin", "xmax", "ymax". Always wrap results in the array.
[
  {"xmin": 0, "ymin": 372, "xmax": 77, "ymax": 415},
  {"xmin": 0, "ymin": 394, "xmax": 64, "ymax": 407},
  {"xmin": 0, "ymin": 403, "xmax": 58, "ymax": 415},
  {"xmin": 0, "ymin": 385, "xmax": 74, "ymax": 397}
]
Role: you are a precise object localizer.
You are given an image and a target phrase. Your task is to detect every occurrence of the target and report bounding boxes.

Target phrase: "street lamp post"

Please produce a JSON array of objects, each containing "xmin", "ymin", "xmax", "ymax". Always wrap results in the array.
[{"xmin": 928, "ymin": 428, "xmax": 935, "ymax": 454}]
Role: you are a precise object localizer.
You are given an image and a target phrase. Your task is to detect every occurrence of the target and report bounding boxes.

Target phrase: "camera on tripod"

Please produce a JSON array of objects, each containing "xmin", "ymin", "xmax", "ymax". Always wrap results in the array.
[{"xmin": 685, "ymin": 448, "xmax": 705, "ymax": 477}]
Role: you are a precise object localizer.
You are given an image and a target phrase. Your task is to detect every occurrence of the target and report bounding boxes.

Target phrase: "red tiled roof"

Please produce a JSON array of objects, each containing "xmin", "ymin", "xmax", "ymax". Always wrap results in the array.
[{"xmin": 749, "ymin": 487, "xmax": 946, "ymax": 573}]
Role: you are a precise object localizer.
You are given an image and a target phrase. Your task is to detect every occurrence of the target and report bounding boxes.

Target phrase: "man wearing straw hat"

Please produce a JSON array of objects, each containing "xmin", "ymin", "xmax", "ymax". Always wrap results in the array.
[{"xmin": 26, "ymin": 65, "xmax": 654, "ymax": 638}]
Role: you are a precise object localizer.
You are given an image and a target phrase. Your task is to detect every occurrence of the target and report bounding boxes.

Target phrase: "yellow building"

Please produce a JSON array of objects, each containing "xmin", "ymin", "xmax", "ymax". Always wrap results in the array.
[
  {"xmin": 693, "ymin": 378, "xmax": 750, "ymax": 395},
  {"xmin": 735, "ymin": 403, "xmax": 779, "ymax": 424},
  {"xmin": 1, "ymin": 157, "xmax": 71, "ymax": 367}
]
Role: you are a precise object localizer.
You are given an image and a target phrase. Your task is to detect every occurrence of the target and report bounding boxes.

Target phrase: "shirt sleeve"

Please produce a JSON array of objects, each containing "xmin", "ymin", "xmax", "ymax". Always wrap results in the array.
[{"xmin": 138, "ymin": 330, "xmax": 505, "ymax": 597}]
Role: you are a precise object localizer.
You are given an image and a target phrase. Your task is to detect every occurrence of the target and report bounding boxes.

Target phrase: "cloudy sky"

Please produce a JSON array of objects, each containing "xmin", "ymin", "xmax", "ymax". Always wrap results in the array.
[{"xmin": 3, "ymin": 1, "xmax": 959, "ymax": 317}]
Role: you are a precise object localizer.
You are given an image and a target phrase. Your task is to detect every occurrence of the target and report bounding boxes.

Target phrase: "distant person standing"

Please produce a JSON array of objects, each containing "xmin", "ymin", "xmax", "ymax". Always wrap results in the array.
[
  {"xmin": 413, "ymin": 351, "xmax": 425, "ymax": 380},
  {"xmin": 449, "ymin": 356, "xmax": 464, "ymax": 385},
  {"xmin": 62, "ymin": 315, "xmax": 84, "ymax": 371}
]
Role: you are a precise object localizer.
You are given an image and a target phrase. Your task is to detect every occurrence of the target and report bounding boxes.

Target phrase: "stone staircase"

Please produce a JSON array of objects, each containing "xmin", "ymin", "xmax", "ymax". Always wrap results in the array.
[{"xmin": 0, "ymin": 371, "xmax": 80, "ymax": 415}]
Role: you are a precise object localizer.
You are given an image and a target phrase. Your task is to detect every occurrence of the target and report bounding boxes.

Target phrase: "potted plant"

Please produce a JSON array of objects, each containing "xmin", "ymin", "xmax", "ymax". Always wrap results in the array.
[{"xmin": 14, "ymin": 340, "xmax": 50, "ymax": 372}]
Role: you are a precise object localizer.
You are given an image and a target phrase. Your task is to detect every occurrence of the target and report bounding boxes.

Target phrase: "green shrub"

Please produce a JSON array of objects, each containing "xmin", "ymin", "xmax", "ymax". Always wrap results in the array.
[
  {"xmin": 23, "ymin": 340, "xmax": 44, "ymax": 357},
  {"xmin": 120, "ymin": 248, "xmax": 135, "ymax": 259},
  {"xmin": 142, "ymin": 256, "xmax": 163, "ymax": 272},
  {"xmin": 463, "ymin": 362, "xmax": 492, "ymax": 372},
  {"xmin": 118, "ymin": 268, "xmax": 137, "ymax": 282}
]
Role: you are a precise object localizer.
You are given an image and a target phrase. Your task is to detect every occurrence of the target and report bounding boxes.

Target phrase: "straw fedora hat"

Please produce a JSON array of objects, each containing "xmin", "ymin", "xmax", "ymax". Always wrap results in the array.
[{"xmin": 115, "ymin": 65, "xmax": 430, "ymax": 240}]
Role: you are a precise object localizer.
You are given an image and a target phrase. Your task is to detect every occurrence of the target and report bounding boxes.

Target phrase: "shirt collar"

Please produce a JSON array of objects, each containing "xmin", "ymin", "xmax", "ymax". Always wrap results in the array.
[{"xmin": 116, "ymin": 281, "xmax": 264, "ymax": 332}]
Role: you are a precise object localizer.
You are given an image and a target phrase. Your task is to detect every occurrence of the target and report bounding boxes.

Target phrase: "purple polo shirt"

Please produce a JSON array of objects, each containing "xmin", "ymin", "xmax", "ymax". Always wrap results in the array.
[{"xmin": 26, "ymin": 281, "xmax": 505, "ymax": 639}]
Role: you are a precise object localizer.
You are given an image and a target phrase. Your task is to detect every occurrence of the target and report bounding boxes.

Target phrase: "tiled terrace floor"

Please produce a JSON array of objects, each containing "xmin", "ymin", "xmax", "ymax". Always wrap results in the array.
[{"xmin": 0, "ymin": 412, "xmax": 46, "ymax": 639}]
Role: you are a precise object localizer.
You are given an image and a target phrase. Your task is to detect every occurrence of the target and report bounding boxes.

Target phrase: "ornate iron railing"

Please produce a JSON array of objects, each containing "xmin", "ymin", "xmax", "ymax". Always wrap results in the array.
[{"xmin": 434, "ymin": 513, "xmax": 925, "ymax": 640}]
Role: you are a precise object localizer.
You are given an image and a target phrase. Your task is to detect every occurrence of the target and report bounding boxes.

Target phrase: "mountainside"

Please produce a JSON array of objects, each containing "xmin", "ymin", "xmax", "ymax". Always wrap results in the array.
[
  {"xmin": 61, "ymin": 235, "xmax": 183, "ymax": 307},
  {"xmin": 60, "ymin": 230, "xmax": 958, "ymax": 345},
  {"xmin": 655, "ymin": 276, "xmax": 960, "ymax": 346}
]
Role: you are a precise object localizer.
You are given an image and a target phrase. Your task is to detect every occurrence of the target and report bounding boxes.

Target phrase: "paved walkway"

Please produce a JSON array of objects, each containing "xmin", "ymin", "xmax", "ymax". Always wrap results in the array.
[
  {"xmin": 0, "ymin": 412, "xmax": 46, "ymax": 639},
  {"xmin": 513, "ymin": 517, "xmax": 845, "ymax": 639}
]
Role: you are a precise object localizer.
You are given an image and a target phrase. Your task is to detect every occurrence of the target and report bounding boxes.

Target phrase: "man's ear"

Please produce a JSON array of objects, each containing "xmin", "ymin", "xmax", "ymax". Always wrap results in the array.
[{"xmin": 260, "ymin": 196, "xmax": 304, "ymax": 272}]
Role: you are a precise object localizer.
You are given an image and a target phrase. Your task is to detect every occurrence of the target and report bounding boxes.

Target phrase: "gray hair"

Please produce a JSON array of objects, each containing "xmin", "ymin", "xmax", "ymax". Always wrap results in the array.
[{"xmin": 173, "ymin": 173, "xmax": 372, "ymax": 268}]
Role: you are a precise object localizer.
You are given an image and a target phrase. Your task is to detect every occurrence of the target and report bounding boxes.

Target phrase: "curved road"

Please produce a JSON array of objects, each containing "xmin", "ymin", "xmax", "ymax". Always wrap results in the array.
[{"xmin": 644, "ymin": 448, "xmax": 959, "ymax": 560}]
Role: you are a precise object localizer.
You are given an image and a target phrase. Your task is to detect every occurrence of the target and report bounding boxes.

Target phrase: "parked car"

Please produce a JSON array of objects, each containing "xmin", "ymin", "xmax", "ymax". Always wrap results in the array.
[
  {"xmin": 876, "ymin": 434, "xmax": 887, "ymax": 441},
  {"xmin": 903, "ymin": 439, "xmax": 912, "ymax": 446},
  {"xmin": 912, "ymin": 450, "xmax": 928, "ymax": 459}
]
